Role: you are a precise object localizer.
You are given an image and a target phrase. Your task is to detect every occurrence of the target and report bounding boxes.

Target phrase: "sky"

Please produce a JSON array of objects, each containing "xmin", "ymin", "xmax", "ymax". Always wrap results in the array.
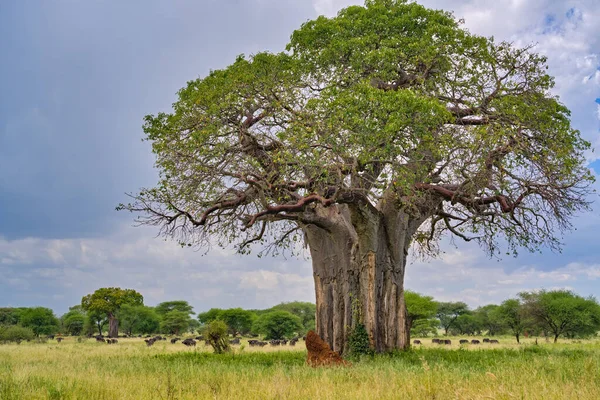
[{"xmin": 1, "ymin": 0, "xmax": 599, "ymax": 316}]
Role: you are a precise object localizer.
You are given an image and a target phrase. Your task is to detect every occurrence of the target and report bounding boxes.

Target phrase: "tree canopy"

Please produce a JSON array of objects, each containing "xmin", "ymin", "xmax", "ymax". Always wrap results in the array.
[
  {"xmin": 154, "ymin": 301, "xmax": 195, "ymax": 317},
  {"xmin": 19, "ymin": 307, "xmax": 59, "ymax": 337},
  {"xmin": 405, "ymin": 291, "xmax": 437, "ymax": 331},
  {"xmin": 436, "ymin": 302, "xmax": 469, "ymax": 335},
  {"xmin": 252, "ymin": 311, "xmax": 303, "ymax": 340},
  {"xmin": 81, "ymin": 288, "xmax": 143, "ymax": 337},
  {"xmin": 120, "ymin": 0, "xmax": 592, "ymax": 258},
  {"xmin": 519, "ymin": 290, "xmax": 600, "ymax": 342}
]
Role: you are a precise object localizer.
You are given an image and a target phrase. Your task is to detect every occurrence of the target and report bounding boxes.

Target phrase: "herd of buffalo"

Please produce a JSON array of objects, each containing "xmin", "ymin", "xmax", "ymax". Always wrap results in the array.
[
  {"xmin": 413, "ymin": 338, "xmax": 500, "ymax": 345},
  {"xmin": 49, "ymin": 334, "xmax": 500, "ymax": 347}
]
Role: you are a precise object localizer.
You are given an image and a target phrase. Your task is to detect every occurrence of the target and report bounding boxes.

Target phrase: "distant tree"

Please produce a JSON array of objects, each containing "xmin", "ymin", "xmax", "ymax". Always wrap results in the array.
[
  {"xmin": 436, "ymin": 302, "xmax": 469, "ymax": 335},
  {"xmin": 161, "ymin": 311, "xmax": 192, "ymax": 335},
  {"xmin": 188, "ymin": 319, "xmax": 201, "ymax": 334},
  {"xmin": 0, "ymin": 325, "xmax": 35, "ymax": 343},
  {"xmin": 410, "ymin": 318, "xmax": 439, "ymax": 337},
  {"xmin": 270, "ymin": 302, "xmax": 316, "ymax": 333},
  {"xmin": 197, "ymin": 308, "xmax": 224, "ymax": 324},
  {"xmin": 473, "ymin": 304, "xmax": 504, "ymax": 336},
  {"xmin": 155, "ymin": 301, "xmax": 195, "ymax": 317},
  {"xmin": 119, "ymin": 305, "xmax": 160, "ymax": 336},
  {"xmin": 19, "ymin": 307, "xmax": 59, "ymax": 337},
  {"xmin": 204, "ymin": 320, "xmax": 230, "ymax": 354},
  {"xmin": 81, "ymin": 288, "xmax": 143, "ymax": 338},
  {"xmin": 252, "ymin": 311, "xmax": 302, "ymax": 340},
  {"xmin": 0, "ymin": 308, "xmax": 23, "ymax": 326},
  {"xmin": 405, "ymin": 291, "xmax": 437, "ymax": 334},
  {"xmin": 61, "ymin": 308, "xmax": 86, "ymax": 336},
  {"xmin": 520, "ymin": 290, "xmax": 600, "ymax": 343},
  {"xmin": 493, "ymin": 298, "xmax": 528, "ymax": 343},
  {"xmin": 452, "ymin": 314, "xmax": 482, "ymax": 336},
  {"xmin": 219, "ymin": 308, "xmax": 257, "ymax": 335},
  {"xmin": 86, "ymin": 310, "xmax": 108, "ymax": 336}
]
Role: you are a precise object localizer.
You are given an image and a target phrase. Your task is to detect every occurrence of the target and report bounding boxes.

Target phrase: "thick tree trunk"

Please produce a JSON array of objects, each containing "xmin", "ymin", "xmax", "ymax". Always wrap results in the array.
[
  {"xmin": 108, "ymin": 314, "xmax": 119, "ymax": 338},
  {"xmin": 304, "ymin": 204, "xmax": 425, "ymax": 354}
]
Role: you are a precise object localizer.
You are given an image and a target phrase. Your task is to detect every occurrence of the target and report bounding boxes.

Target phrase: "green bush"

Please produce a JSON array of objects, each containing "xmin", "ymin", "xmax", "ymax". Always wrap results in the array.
[
  {"xmin": 204, "ymin": 320, "xmax": 230, "ymax": 354},
  {"xmin": 0, "ymin": 325, "xmax": 35, "ymax": 343},
  {"xmin": 347, "ymin": 323, "xmax": 372, "ymax": 357}
]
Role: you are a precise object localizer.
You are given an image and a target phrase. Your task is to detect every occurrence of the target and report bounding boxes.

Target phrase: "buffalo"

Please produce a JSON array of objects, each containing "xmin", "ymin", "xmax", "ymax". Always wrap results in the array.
[
  {"xmin": 413, "ymin": 340, "xmax": 422, "ymax": 345},
  {"xmin": 182, "ymin": 338, "xmax": 196, "ymax": 347}
]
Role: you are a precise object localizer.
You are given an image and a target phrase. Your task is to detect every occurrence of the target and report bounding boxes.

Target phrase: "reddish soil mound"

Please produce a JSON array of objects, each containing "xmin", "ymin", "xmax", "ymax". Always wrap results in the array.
[{"xmin": 305, "ymin": 330, "xmax": 348, "ymax": 367}]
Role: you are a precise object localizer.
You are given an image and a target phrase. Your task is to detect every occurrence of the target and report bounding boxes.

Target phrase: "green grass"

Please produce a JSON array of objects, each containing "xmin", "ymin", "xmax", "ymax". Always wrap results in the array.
[{"xmin": 0, "ymin": 337, "xmax": 599, "ymax": 399}]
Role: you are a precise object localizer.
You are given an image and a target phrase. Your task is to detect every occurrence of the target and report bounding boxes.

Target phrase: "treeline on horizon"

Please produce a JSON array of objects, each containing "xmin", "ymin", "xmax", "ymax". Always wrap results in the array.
[{"xmin": 1, "ymin": 288, "xmax": 600, "ymax": 344}]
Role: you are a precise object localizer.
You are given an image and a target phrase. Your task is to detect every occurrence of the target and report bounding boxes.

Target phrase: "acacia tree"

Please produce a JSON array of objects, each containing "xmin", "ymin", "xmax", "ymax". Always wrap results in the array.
[
  {"xmin": 405, "ymin": 291, "xmax": 437, "ymax": 334},
  {"xmin": 494, "ymin": 298, "xmax": 528, "ymax": 343},
  {"xmin": 436, "ymin": 302, "xmax": 469, "ymax": 335},
  {"xmin": 81, "ymin": 288, "xmax": 143, "ymax": 338},
  {"xmin": 520, "ymin": 290, "xmax": 600, "ymax": 343},
  {"xmin": 120, "ymin": 0, "xmax": 593, "ymax": 353}
]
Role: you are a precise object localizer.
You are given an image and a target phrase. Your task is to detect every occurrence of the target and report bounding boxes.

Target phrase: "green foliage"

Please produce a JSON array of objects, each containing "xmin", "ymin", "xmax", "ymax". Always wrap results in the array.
[
  {"xmin": 493, "ymin": 298, "xmax": 528, "ymax": 343},
  {"xmin": 203, "ymin": 320, "xmax": 230, "ymax": 354},
  {"xmin": 19, "ymin": 307, "xmax": 59, "ymax": 337},
  {"xmin": 270, "ymin": 302, "xmax": 316, "ymax": 334},
  {"xmin": 81, "ymin": 288, "xmax": 144, "ymax": 318},
  {"xmin": 187, "ymin": 319, "xmax": 201, "ymax": 334},
  {"xmin": 119, "ymin": 305, "xmax": 160, "ymax": 336},
  {"xmin": 154, "ymin": 301, "xmax": 195, "ymax": 317},
  {"xmin": 520, "ymin": 290, "xmax": 600, "ymax": 342},
  {"xmin": 0, "ymin": 325, "xmax": 35, "ymax": 343},
  {"xmin": 405, "ymin": 291, "xmax": 437, "ymax": 333},
  {"xmin": 85, "ymin": 310, "xmax": 108, "ymax": 336},
  {"xmin": 61, "ymin": 309, "xmax": 86, "ymax": 336},
  {"xmin": 219, "ymin": 308, "xmax": 257, "ymax": 335},
  {"xmin": 197, "ymin": 308, "xmax": 223, "ymax": 324},
  {"xmin": 451, "ymin": 314, "xmax": 482, "ymax": 336},
  {"xmin": 0, "ymin": 308, "xmax": 23, "ymax": 326},
  {"xmin": 122, "ymin": 0, "xmax": 593, "ymax": 264},
  {"xmin": 161, "ymin": 311, "xmax": 192, "ymax": 335},
  {"xmin": 252, "ymin": 311, "xmax": 302, "ymax": 340},
  {"xmin": 473, "ymin": 305, "xmax": 505, "ymax": 336},
  {"xmin": 410, "ymin": 318, "xmax": 439, "ymax": 337},
  {"xmin": 436, "ymin": 302, "xmax": 470, "ymax": 335},
  {"xmin": 347, "ymin": 323, "xmax": 372, "ymax": 357}
]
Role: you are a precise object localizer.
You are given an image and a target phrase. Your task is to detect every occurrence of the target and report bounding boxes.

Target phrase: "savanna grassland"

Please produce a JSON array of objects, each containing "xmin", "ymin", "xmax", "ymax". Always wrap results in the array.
[{"xmin": 1, "ymin": 337, "xmax": 599, "ymax": 400}]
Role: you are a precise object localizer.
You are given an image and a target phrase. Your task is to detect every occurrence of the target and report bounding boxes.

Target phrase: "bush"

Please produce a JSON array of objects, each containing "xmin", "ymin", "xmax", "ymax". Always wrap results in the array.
[
  {"xmin": 204, "ymin": 320, "xmax": 230, "ymax": 354},
  {"xmin": 347, "ymin": 323, "xmax": 372, "ymax": 357},
  {"xmin": 0, "ymin": 325, "xmax": 35, "ymax": 344}
]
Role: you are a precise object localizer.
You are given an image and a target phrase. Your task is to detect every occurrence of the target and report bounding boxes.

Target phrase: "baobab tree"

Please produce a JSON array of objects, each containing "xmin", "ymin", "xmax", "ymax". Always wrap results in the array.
[{"xmin": 119, "ymin": 0, "xmax": 593, "ymax": 353}]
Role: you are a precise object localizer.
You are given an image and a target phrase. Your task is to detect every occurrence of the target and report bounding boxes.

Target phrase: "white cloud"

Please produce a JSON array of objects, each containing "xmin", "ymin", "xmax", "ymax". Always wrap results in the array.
[{"xmin": 406, "ymin": 250, "xmax": 600, "ymax": 306}]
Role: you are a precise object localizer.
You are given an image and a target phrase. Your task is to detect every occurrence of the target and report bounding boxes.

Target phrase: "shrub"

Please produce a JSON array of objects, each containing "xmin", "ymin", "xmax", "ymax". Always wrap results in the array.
[
  {"xmin": 0, "ymin": 325, "xmax": 35, "ymax": 344},
  {"xmin": 204, "ymin": 320, "xmax": 230, "ymax": 354},
  {"xmin": 347, "ymin": 323, "xmax": 372, "ymax": 357}
]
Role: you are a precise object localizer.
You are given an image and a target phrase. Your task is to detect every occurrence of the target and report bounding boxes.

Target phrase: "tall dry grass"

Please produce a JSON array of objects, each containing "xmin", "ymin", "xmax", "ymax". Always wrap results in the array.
[{"xmin": 0, "ymin": 336, "xmax": 598, "ymax": 399}]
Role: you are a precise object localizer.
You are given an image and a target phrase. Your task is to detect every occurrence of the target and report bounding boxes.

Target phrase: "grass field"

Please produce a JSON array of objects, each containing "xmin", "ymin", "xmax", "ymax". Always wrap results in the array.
[{"xmin": 1, "ymin": 336, "xmax": 599, "ymax": 399}]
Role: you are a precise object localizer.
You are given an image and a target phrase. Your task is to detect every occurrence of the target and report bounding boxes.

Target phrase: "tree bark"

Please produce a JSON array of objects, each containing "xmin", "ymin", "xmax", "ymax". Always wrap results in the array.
[
  {"xmin": 304, "ymin": 203, "xmax": 425, "ymax": 354},
  {"xmin": 108, "ymin": 314, "xmax": 119, "ymax": 338}
]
